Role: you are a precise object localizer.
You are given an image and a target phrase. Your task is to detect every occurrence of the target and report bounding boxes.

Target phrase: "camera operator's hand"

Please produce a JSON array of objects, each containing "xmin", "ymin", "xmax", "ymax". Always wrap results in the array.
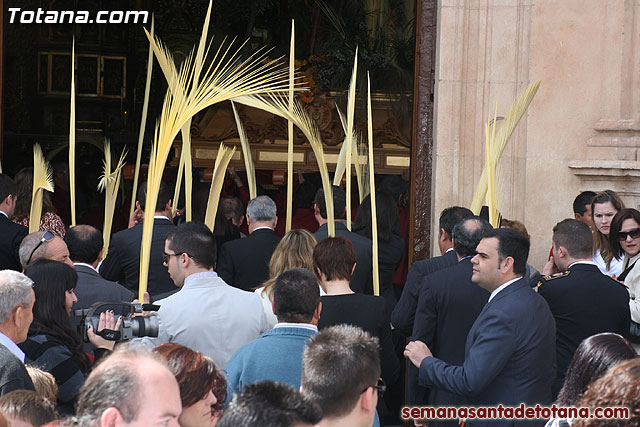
[
  {"xmin": 132, "ymin": 292, "xmax": 152, "ymax": 317},
  {"xmin": 87, "ymin": 311, "xmax": 122, "ymax": 351}
]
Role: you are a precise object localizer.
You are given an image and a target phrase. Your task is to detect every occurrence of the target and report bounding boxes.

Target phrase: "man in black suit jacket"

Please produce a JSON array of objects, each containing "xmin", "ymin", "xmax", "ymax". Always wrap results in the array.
[
  {"xmin": 406, "ymin": 229, "xmax": 555, "ymax": 427},
  {"xmin": 0, "ymin": 174, "xmax": 27, "ymax": 271},
  {"xmin": 535, "ymin": 219, "xmax": 630, "ymax": 398},
  {"xmin": 313, "ymin": 186, "xmax": 374, "ymax": 294},
  {"xmin": 409, "ymin": 217, "xmax": 492, "ymax": 411},
  {"xmin": 392, "ymin": 206, "xmax": 473, "ymax": 336},
  {"xmin": 65, "ymin": 225, "xmax": 134, "ymax": 327},
  {"xmin": 0, "ymin": 271, "xmax": 36, "ymax": 396},
  {"xmin": 100, "ymin": 181, "xmax": 177, "ymax": 298},
  {"xmin": 217, "ymin": 195, "xmax": 280, "ymax": 291}
]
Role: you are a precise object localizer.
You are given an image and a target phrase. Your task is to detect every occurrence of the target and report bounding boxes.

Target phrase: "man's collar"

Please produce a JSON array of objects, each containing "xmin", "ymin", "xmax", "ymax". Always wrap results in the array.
[
  {"xmin": 74, "ymin": 262, "xmax": 99, "ymax": 273},
  {"xmin": 153, "ymin": 215, "xmax": 171, "ymax": 221},
  {"xmin": 568, "ymin": 260, "xmax": 597, "ymax": 269},
  {"xmin": 0, "ymin": 210, "xmax": 8, "ymax": 219},
  {"xmin": 274, "ymin": 322, "xmax": 318, "ymax": 332},
  {"xmin": 0, "ymin": 330, "xmax": 25, "ymax": 362},
  {"xmin": 251, "ymin": 226, "xmax": 274, "ymax": 233},
  {"xmin": 488, "ymin": 276, "xmax": 521, "ymax": 303}
]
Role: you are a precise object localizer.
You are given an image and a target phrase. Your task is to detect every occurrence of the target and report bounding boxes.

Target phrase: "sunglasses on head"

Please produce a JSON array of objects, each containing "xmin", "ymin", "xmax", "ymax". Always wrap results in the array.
[
  {"xmin": 27, "ymin": 230, "xmax": 55, "ymax": 264},
  {"xmin": 617, "ymin": 228, "xmax": 640, "ymax": 241}
]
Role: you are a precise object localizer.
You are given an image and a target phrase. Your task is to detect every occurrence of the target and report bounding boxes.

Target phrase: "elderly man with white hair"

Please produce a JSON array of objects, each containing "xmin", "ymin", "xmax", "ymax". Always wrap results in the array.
[
  {"xmin": 0, "ymin": 270, "xmax": 36, "ymax": 396},
  {"xmin": 217, "ymin": 195, "xmax": 281, "ymax": 291}
]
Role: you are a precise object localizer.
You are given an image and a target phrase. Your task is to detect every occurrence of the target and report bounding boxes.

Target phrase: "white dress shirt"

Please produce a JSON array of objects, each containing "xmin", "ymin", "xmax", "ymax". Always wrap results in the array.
[
  {"xmin": 0, "ymin": 330, "xmax": 25, "ymax": 362},
  {"xmin": 488, "ymin": 277, "xmax": 522, "ymax": 303}
]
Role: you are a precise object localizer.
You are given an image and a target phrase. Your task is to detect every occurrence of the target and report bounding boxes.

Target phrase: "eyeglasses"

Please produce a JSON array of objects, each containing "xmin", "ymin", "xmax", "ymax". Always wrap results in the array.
[
  {"xmin": 617, "ymin": 228, "xmax": 640, "ymax": 241},
  {"xmin": 27, "ymin": 231, "xmax": 55, "ymax": 265},
  {"xmin": 362, "ymin": 378, "xmax": 386, "ymax": 398},
  {"xmin": 162, "ymin": 252, "xmax": 190, "ymax": 263}
]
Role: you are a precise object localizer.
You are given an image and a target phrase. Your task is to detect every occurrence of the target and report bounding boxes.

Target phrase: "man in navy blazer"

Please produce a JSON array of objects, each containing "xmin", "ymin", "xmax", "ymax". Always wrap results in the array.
[
  {"xmin": 392, "ymin": 206, "xmax": 473, "ymax": 336},
  {"xmin": 409, "ymin": 217, "xmax": 492, "ymax": 412},
  {"xmin": 405, "ymin": 228, "xmax": 555, "ymax": 427},
  {"xmin": 0, "ymin": 174, "xmax": 27, "ymax": 272}
]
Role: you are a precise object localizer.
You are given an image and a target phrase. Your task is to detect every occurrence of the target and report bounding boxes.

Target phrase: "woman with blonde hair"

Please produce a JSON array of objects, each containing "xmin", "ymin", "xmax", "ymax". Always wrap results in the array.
[
  {"xmin": 591, "ymin": 190, "xmax": 625, "ymax": 277},
  {"xmin": 254, "ymin": 229, "xmax": 317, "ymax": 328}
]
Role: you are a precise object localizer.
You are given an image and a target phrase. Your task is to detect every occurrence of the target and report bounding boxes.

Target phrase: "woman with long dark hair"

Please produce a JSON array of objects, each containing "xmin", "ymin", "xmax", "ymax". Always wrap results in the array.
[
  {"xmin": 12, "ymin": 167, "xmax": 66, "ymax": 236},
  {"xmin": 19, "ymin": 259, "xmax": 117, "ymax": 415},
  {"xmin": 546, "ymin": 333, "xmax": 636, "ymax": 426},
  {"xmin": 353, "ymin": 191, "xmax": 404, "ymax": 313},
  {"xmin": 591, "ymin": 190, "xmax": 625, "ymax": 277},
  {"xmin": 153, "ymin": 343, "xmax": 227, "ymax": 427}
]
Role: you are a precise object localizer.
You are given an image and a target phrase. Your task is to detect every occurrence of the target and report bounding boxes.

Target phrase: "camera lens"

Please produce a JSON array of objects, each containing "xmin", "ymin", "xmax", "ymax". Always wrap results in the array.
[{"xmin": 130, "ymin": 316, "xmax": 159, "ymax": 338}]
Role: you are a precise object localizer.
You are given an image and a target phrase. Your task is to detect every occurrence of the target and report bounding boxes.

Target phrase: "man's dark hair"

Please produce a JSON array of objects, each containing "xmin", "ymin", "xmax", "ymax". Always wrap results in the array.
[
  {"xmin": 552, "ymin": 219, "xmax": 594, "ymax": 259},
  {"xmin": 0, "ymin": 174, "xmax": 17, "ymax": 203},
  {"xmin": 452, "ymin": 216, "xmax": 492, "ymax": 257},
  {"xmin": 314, "ymin": 186, "xmax": 346, "ymax": 220},
  {"xmin": 312, "ymin": 237, "xmax": 356, "ymax": 282},
  {"xmin": 301, "ymin": 325, "xmax": 380, "ymax": 419},
  {"xmin": 221, "ymin": 196, "xmax": 244, "ymax": 224},
  {"xmin": 137, "ymin": 181, "xmax": 173, "ymax": 212},
  {"xmin": 0, "ymin": 390, "xmax": 57, "ymax": 427},
  {"xmin": 273, "ymin": 268, "xmax": 320, "ymax": 323},
  {"xmin": 439, "ymin": 206, "xmax": 474, "ymax": 238},
  {"xmin": 485, "ymin": 228, "xmax": 530, "ymax": 276},
  {"xmin": 166, "ymin": 222, "xmax": 216, "ymax": 270},
  {"xmin": 64, "ymin": 225, "xmax": 103, "ymax": 264},
  {"xmin": 217, "ymin": 381, "xmax": 322, "ymax": 427},
  {"xmin": 573, "ymin": 191, "xmax": 596, "ymax": 216}
]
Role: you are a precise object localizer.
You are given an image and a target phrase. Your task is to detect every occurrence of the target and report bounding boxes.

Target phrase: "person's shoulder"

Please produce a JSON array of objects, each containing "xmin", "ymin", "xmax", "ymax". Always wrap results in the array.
[{"xmin": 533, "ymin": 271, "xmax": 571, "ymax": 292}]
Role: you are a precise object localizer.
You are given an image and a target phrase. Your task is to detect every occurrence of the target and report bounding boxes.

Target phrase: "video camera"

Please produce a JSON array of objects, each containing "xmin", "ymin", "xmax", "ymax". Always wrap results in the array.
[{"xmin": 75, "ymin": 301, "xmax": 160, "ymax": 343}]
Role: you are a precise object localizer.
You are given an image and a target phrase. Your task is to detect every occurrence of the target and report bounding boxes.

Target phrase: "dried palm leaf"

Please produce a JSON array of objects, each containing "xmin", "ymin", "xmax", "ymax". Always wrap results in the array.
[
  {"xmin": 98, "ymin": 141, "xmax": 127, "ymax": 256},
  {"xmin": 344, "ymin": 48, "xmax": 358, "ymax": 230},
  {"xmin": 286, "ymin": 19, "xmax": 296, "ymax": 233},
  {"xmin": 30, "ymin": 144, "xmax": 54, "ymax": 233},
  {"xmin": 233, "ymin": 94, "xmax": 336, "ymax": 236},
  {"xmin": 130, "ymin": 17, "xmax": 154, "ymax": 219},
  {"xmin": 136, "ymin": 32, "xmax": 292, "ymax": 299},
  {"xmin": 69, "ymin": 38, "xmax": 76, "ymax": 226},
  {"xmin": 471, "ymin": 80, "xmax": 541, "ymax": 214},
  {"xmin": 484, "ymin": 105, "xmax": 500, "ymax": 228},
  {"xmin": 366, "ymin": 73, "xmax": 379, "ymax": 296},
  {"xmin": 204, "ymin": 144, "xmax": 237, "ymax": 229},
  {"xmin": 231, "ymin": 101, "xmax": 256, "ymax": 199}
]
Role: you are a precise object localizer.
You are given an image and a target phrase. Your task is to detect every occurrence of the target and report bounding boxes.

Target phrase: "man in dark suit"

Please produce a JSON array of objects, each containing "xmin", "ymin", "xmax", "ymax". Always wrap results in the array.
[
  {"xmin": 0, "ymin": 270, "xmax": 36, "ymax": 396},
  {"xmin": 100, "ymin": 181, "xmax": 177, "ymax": 298},
  {"xmin": 406, "ymin": 229, "xmax": 555, "ymax": 427},
  {"xmin": 409, "ymin": 217, "xmax": 492, "ymax": 410},
  {"xmin": 0, "ymin": 174, "xmax": 27, "ymax": 271},
  {"xmin": 217, "ymin": 195, "xmax": 281, "ymax": 291},
  {"xmin": 65, "ymin": 225, "xmax": 134, "ymax": 329},
  {"xmin": 313, "ymin": 186, "xmax": 373, "ymax": 294},
  {"xmin": 392, "ymin": 206, "xmax": 473, "ymax": 336},
  {"xmin": 535, "ymin": 219, "xmax": 630, "ymax": 398}
]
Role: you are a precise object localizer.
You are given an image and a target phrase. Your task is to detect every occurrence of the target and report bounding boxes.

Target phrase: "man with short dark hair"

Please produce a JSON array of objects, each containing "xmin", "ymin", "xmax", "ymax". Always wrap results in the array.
[
  {"xmin": 63, "ymin": 345, "xmax": 182, "ymax": 426},
  {"xmin": 99, "ymin": 181, "xmax": 176, "ymax": 298},
  {"xmin": 218, "ymin": 381, "xmax": 322, "ymax": 427},
  {"xmin": 0, "ymin": 174, "xmax": 27, "ymax": 271},
  {"xmin": 0, "ymin": 270, "xmax": 36, "ymax": 396},
  {"xmin": 225, "ymin": 268, "xmax": 321, "ymax": 398},
  {"xmin": 217, "ymin": 195, "xmax": 281, "ymax": 291},
  {"xmin": 405, "ymin": 229, "xmax": 556, "ymax": 426},
  {"xmin": 18, "ymin": 231, "xmax": 74, "ymax": 269},
  {"xmin": 408, "ymin": 217, "xmax": 492, "ymax": 410},
  {"xmin": 313, "ymin": 186, "xmax": 373, "ymax": 294},
  {"xmin": 137, "ymin": 222, "xmax": 268, "ymax": 368},
  {"xmin": 573, "ymin": 191, "xmax": 596, "ymax": 231},
  {"xmin": 221, "ymin": 196, "xmax": 245, "ymax": 231},
  {"xmin": 536, "ymin": 218, "xmax": 630, "ymax": 398},
  {"xmin": 392, "ymin": 206, "xmax": 474, "ymax": 336},
  {"xmin": 64, "ymin": 225, "xmax": 134, "ymax": 329},
  {"xmin": 301, "ymin": 325, "xmax": 381, "ymax": 427}
]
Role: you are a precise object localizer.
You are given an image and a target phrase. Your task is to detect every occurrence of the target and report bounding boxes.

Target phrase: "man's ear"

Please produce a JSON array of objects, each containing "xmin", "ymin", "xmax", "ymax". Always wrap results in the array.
[
  {"xmin": 359, "ymin": 386, "xmax": 376, "ymax": 414},
  {"xmin": 100, "ymin": 407, "xmax": 123, "ymax": 427},
  {"xmin": 439, "ymin": 228, "xmax": 449, "ymax": 243},
  {"xmin": 272, "ymin": 216, "xmax": 278, "ymax": 229},
  {"xmin": 574, "ymin": 212, "xmax": 582, "ymax": 221},
  {"xmin": 271, "ymin": 298, "xmax": 277, "ymax": 316},
  {"xmin": 500, "ymin": 256, "xmax": 515, "ymax": 273},
  {"xmin": 165, "ymin": 199, "xmax": 173, "ymax": 212},
  {"xmin": 97, "ymin": 248, "xmax": 105, "ymax": 263},
  {"xmin": 556, "ymin": 245, "xmax": 568, "ymax": 259},
  {"xmin": 314, "ymin": 301, "xmax": 322, "ymax": 321}
]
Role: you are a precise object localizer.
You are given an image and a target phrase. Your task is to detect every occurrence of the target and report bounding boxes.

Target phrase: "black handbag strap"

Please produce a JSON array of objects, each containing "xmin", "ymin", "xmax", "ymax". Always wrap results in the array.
[{"xmin": 618, "ymin": 260, "xmax": 638, "ymax": 282}]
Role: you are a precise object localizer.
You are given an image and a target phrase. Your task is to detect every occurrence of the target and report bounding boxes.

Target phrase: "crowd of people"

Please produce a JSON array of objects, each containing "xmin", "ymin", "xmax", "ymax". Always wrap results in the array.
[{"xmin": 0, "ymin": 168, "xmax": 639, "ymax": 427}]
